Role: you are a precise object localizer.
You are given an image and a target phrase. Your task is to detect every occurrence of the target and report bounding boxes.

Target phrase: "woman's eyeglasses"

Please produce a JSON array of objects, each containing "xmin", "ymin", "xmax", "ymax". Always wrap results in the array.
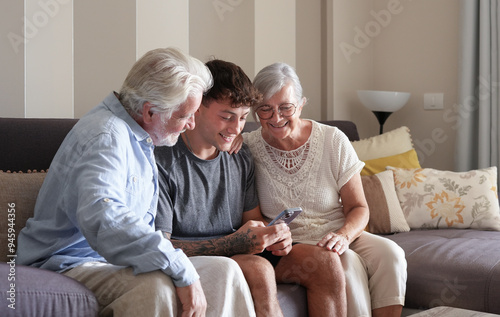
[{"xmin": 256, "ymin": 103, "xmax": 296, "ymax": 120}]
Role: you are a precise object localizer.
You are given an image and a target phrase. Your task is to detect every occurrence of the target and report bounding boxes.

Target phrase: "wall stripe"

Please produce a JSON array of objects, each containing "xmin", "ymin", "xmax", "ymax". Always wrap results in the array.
[{"xmin": 25, "ymin": 0, "xmax": 73, "ymax": 118}]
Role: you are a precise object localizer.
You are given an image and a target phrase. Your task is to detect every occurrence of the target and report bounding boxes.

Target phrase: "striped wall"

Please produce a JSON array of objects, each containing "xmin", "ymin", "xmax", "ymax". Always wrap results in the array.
[{"xmin": 0, "ymin": 0, "xmax": 326, "ymax": 121}]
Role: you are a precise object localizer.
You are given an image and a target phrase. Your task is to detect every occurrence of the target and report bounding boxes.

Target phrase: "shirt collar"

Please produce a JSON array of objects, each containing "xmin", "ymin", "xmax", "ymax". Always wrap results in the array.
[{"xmin": 103, "ymin": 92, "xmax": 152, "ymax": 144}]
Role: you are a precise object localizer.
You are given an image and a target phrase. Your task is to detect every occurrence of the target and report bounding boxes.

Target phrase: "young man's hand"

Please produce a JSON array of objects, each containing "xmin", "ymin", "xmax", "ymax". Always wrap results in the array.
[
  {"xmin": 164, "ymin": 215, "xmax": 293, "ymax": 258},
  {"xmin": 235, "ymin": 221, "xmax": 292, "ymax": 255},
  {"xmin": 266, "ymin": 229, "xmax": 293, "ymax": 257}
]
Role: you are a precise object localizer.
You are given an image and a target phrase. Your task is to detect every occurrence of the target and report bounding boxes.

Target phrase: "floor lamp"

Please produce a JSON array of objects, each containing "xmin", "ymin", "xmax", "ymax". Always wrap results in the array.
[{"xmin": 357, "ymin": 90, "xmax": 410, "ymax": 134}]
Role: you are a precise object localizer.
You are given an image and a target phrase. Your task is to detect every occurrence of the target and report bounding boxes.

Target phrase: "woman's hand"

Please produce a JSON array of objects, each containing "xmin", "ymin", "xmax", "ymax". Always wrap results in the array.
[
  {"xmin": 317, "ymin": 173, "xmax": 368, "ymax": 255},
  {"xmin": 317, "ymin": 232, "xmax": 350, "ymax": 255},
  {"xmin": 229, "ymin": 133, "xmax": 244, "ymax": 154}
]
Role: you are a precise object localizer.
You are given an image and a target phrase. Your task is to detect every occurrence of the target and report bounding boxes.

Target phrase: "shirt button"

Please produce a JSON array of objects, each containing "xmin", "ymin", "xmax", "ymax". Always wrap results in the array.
[
  {"xmin": 133, "ymin": 176, "xmax": 138, "ymax": 183},
  {"xmin": 103, "ymin": 198, "xmax": 111, "ymax": 203},
  {"xmin": 146, "ymin": 137, "xmax": 153, "ymax": 143}
]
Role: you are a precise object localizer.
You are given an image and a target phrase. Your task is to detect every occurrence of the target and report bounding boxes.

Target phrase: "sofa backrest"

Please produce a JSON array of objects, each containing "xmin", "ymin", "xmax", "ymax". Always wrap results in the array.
[
  {"xmin": 242, "ymin": 120, "xmax": 360, "ymax": 141},
  {"xmin": 0, "ymin": 118, "xmax": 79, "ymax": 173},
  {"xmin": 0, "ymin": 118, "xmax": 359, "ymax": 173}
]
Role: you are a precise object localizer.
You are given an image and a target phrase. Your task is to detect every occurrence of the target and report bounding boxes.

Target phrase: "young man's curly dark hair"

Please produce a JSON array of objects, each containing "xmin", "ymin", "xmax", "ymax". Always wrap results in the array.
[{"xmin": 202, "ymin": 59, "xmax": 262, "ymax": 108}]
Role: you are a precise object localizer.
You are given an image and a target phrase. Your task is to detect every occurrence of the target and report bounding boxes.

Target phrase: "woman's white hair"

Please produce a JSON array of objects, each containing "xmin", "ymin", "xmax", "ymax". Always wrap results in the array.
[
  {"xmin": 119, "ymin": 47, "xmax": 213, "ymax": 119},
  {"xmin": 253, "ymin": 62, "xmax": 305, "ymax": 105}
]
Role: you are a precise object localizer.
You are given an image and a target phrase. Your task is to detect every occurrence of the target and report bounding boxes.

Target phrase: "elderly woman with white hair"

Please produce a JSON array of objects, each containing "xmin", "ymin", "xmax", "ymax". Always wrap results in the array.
[{"xmin": 242, "ymin": 62, "xmax": 407, "ymax": 317}]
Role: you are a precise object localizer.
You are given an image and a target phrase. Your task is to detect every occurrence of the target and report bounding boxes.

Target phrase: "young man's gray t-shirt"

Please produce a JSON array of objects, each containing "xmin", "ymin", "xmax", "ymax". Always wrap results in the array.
[{"xmin": 155, "ymin": 137, "xmax": 259, "ymax": 240}]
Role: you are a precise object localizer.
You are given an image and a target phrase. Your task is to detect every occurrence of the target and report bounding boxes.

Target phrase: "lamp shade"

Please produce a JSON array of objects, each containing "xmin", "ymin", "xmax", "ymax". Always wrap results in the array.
[{"xmin": 357, "ymin": 90, "xmax": 410, "ymax": 112}]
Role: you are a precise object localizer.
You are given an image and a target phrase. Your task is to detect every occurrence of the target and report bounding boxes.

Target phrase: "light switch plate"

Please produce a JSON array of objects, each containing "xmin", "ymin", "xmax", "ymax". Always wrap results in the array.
[{"xmin": 424, "ymin": 93, "xmax": 444, "ymax": 110}]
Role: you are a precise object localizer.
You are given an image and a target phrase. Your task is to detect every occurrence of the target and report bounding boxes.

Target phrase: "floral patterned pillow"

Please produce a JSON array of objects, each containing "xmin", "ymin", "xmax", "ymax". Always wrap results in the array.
[{"xmin": 387, "ymin": 166, "xmax": 500, "ymax": 231}]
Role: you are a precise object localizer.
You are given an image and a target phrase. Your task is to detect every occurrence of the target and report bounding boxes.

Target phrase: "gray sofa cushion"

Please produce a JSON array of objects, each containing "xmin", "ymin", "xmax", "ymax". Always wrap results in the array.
[
  {"xmin": 0, "ymin": 263, "xmax": 99, "ymax": 317},
  {"xmin": 384, "ymin": 229, "xmax": 500, "ymax": 314},
  {"xmin": 277, "ymin": 284, "xmax": 308, "ymax": 317}
]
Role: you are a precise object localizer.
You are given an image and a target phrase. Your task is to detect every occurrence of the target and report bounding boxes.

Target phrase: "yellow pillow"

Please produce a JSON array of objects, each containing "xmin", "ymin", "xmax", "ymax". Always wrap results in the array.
[{"xmin": 361, "ymin": 149, "xmax": 421, "ymax": 176}]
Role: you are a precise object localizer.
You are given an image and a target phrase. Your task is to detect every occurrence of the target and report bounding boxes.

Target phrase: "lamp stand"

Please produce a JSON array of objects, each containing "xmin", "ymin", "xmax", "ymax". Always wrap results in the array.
[{"xmin": 372, "ymin": 111, "xmax": 393, "ymax": 134}]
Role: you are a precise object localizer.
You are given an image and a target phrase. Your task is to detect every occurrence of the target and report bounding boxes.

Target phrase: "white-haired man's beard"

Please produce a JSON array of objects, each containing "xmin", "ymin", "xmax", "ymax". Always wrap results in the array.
[{"xmin": 155, "ymin": 129, "xmax": 185, "ymax": 147}]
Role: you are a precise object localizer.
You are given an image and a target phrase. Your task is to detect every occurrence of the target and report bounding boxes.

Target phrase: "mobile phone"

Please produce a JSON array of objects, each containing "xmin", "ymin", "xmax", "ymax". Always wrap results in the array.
[{"xmin": 267, "ymin": 207, "xmax": 303, "ymax": 226}]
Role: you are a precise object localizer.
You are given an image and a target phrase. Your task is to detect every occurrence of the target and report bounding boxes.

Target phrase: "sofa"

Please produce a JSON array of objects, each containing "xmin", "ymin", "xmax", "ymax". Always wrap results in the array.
[
  {"xmin": 2, "ymin": 117, "xmax": 500, "ymax": 316},
  {"xmin": 0, "ymin": 118, "xmax": 100, "ymax": 317},
  {"xmin": 347, "ymin": 125, "xmax": 500, "ymax": 315},
  {"xmin": 1, "ymin": 118, "xmax": 354, "ymax": 316}
]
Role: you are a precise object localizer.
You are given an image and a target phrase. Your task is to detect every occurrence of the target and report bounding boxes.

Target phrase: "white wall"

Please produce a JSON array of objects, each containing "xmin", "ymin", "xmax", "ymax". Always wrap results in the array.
[
  {"xmin": 0, "ymin": 1, "xmax": 24, "ymax": 118},
  {"xmin": 328, "ymin": 0, "xmax": 459, "ymax": 170},
  {"xmin": 254, "ymin": 1, "xmax": 295, "ymax": 73},
  {"xmin": 1, "ymin": 0, "xmax": 305, "ymax": 118},
  {"xmin": 1, "ymin": 0, "xmax": 74, "ymax": 118},
  {"xmin": 74, "ymin": 1, "xmax": 136, "ymax": 118},
  {"xmin": 136, "ymin": 1, "xmax": 189, "ymax": 57},
  {"xmin": 25, "ymin": 0, "xmax": 73, "ymax": 118},
  {"xmin": 296, "ymin": 0, "xmax": 323, "ymax": 120},
  {"xmin": 189, "ymin": 0, "xmax": 255, "ymax": 78},
  {"xmin": 331, "ymin": 0, "xmax": 375, "ymax": 121},
  {"xmin": 372, "ymin": 0, "xmax": 460, "ymax": 170},
  {"xmin": 0, "ymin": 0, "xmax": 460, "ymax": 170}
]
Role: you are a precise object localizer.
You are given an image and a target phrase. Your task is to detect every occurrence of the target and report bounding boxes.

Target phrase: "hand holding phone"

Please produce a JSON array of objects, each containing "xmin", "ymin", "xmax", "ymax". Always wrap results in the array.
[{"xmin": 267, "ymin": 207, "xmax": 303, "ymax": 226}]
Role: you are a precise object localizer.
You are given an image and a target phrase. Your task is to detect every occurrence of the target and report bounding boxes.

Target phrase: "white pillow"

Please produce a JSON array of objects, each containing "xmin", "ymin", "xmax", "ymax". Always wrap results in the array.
[
  {"xmin": 351, "ymin": 126, "xmax": 414, "ymax": 161},
  {"xmin": 388, "ymin": 166, "xmax": 500, "ymax": 231}
]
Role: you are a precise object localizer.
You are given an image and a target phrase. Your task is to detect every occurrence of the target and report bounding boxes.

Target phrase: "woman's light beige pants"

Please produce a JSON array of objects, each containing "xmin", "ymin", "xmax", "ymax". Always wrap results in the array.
[
  {"xmin": 64, "ymin": 256, "xmax": 256, "ymax": 317},
  {"xmin": 342, "ymin": 232, "xmax": 407, "ymax": 317}
]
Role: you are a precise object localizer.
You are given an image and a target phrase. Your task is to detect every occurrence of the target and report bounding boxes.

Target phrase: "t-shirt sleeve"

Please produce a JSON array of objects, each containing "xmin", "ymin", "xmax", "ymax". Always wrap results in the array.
[
  {"xmin": 241, "ymin": 144, "xmax": 260, "ymax": 213},
  {"xmin": 328, "ymin": 127, "xmax": 365, "ymax": 189},
  {"xmin": 155, "ymin": 147, "xmax": 175, "ymax": 234}
]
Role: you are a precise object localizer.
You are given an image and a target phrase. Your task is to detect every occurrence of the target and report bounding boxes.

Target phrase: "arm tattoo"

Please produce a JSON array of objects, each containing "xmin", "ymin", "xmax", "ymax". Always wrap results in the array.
[{"xmin": 163, "ymin": 229, "xmax": 259, "ymax": 257}]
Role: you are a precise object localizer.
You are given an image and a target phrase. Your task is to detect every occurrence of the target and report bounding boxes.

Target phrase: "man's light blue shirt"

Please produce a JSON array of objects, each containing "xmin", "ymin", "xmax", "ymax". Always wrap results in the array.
[{"xmin": 17, "ymin": 92, "xmax": 199, "ymax": 287}]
